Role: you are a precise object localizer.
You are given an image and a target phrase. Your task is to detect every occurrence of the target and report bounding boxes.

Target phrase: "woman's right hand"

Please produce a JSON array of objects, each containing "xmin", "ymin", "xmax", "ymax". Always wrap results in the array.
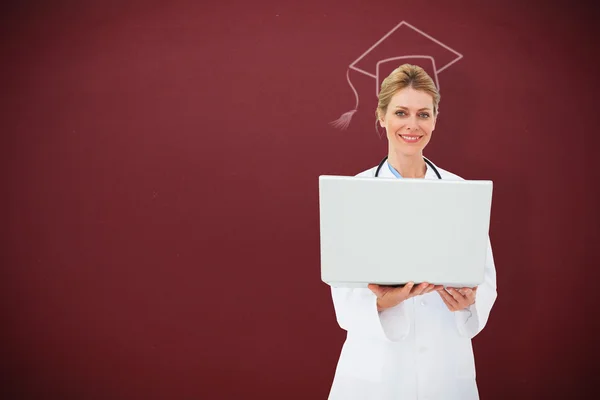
[{"xmin": 368, "ymin": 282, "xmax": 440, "ymax": 311}]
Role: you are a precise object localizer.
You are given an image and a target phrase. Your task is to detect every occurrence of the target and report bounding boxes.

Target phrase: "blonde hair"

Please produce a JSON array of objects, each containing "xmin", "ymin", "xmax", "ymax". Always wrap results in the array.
[{"xmin": 376, "ymin": 64, "xmax": 440, "ymax": 120}]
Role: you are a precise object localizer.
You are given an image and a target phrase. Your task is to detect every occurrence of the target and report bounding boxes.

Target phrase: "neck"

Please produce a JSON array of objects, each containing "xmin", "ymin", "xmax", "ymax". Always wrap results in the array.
[{"xmin": 388, "ymin": 152, "xmax": 426, "ymax": 178}]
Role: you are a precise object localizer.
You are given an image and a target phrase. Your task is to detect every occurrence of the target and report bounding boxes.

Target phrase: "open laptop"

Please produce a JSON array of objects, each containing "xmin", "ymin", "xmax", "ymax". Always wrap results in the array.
[{"xmin": 318, "ymin": 175, "xmax": 493, "ymax": 288}]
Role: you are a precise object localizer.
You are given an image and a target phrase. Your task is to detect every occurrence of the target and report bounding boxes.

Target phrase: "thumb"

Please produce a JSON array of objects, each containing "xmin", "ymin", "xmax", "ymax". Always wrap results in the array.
[{"xmin": 367, "ymin": 284, "xmax": 380, "ymax": 297}]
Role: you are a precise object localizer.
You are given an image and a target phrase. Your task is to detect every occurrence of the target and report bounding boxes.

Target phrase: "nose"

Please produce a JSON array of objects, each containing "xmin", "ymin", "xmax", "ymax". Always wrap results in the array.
[{"xmin": 405, "ymin": 116, "xmax": 419, "ymax": 131}]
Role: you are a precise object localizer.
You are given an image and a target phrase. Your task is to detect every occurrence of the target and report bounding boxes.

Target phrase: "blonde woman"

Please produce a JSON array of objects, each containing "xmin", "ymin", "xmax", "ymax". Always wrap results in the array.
[{"xmin": 328, "ymin": 64, "xmax": 498, "ymax": 400}]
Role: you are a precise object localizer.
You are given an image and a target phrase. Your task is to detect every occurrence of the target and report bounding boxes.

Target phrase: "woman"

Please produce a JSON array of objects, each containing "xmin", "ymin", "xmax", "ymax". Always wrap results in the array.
[{"xmin": 328, "ymin": 64, "xmax": 497, "ymax": 400}]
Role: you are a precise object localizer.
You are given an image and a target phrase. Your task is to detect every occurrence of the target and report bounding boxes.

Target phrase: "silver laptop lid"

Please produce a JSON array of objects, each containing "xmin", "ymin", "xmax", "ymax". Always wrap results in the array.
[{"xmin": 318, "ymin": 175, "xmax": 493, "ymax": 287}]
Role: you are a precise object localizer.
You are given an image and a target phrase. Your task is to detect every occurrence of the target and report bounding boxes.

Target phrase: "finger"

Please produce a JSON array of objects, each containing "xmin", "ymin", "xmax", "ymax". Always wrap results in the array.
[
  {"xmin": 410, "ymin": 282, "xmax": 429, "ymax": 297},
  {"xmin": 464, "ymin": 288, "xmax": 476, "ymax": 304},
  {"xmin": 421, "ymin": 284, "xmax": 436, "ymax": 294},
  {"xmin": 400, "ymin": 282, "xmax": 415, "ymax": 297},
  {"xmin": 367, "ymin": 284, "xmax": 380, "ymax": 297},
  {"xmin": 458, "ymin": 288, "xmax": 476, "ymax": 309},
  {"xmin": 440, "ymin": 294, "xmax": 455, "ymax": 311},
  {"xmin": 438, "ymin": 289, "xmax": 459, "ymax": 309},
  {"xmin": 437, "ymin": 288, "xmax": 455, "ymax": 303},
  {"xmin": 462, "ymin": 288, "xmax": 473, "ymax": 296},
  {"xmin": 446, "ymin": 288, "xmax": 466, "ymax": 302},
  {"xmin": 437, "ymin": 290, "xmax": 457, "ymax": 311}
]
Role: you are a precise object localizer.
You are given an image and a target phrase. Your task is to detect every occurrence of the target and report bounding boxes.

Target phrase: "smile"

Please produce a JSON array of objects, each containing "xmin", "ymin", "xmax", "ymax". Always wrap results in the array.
[{"xmin": 398, "ymin": 134, "xmax": 423, "ymax": 143}]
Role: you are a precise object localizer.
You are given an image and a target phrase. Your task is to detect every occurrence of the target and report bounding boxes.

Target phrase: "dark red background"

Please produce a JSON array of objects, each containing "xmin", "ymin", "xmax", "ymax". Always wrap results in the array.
[{"xmin": 2, "ymin": 0, "xmax": 598, "ymax": 398}]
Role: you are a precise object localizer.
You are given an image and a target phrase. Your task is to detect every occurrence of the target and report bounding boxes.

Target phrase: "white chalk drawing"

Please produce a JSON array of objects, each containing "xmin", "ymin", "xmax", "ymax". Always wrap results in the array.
[{"xmin": 331, "ymin": 21, "xmax": 463, "ymax": 130}]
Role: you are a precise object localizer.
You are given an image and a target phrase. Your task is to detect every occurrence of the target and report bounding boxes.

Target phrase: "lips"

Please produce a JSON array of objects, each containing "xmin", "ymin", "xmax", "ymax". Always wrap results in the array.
[{"xmin": 398, "ymin": 134, "xmax": 423, "ymax": 143}]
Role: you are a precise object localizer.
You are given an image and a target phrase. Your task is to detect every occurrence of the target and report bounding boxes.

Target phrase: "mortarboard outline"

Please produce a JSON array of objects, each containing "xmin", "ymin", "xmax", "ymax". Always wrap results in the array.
[{"xmin": 331, "ymin": 21, "xmax": 464, "ymax": 130}]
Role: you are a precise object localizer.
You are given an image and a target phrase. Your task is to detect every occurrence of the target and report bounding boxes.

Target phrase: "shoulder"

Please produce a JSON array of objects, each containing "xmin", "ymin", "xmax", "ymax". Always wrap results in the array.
[
  {"xmin": 355, "ymin": 166, "xmax": 378, "ymax": 177},
  {"xmin": 434, "ymin": 165, "xmax": 465, "ymax": 181}
]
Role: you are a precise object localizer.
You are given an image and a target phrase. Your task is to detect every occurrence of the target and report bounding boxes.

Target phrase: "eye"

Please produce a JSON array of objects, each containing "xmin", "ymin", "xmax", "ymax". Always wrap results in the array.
[
  {"xmin": 395, "ymin": 110, "xmax": 406, "ymax": 117},
  {"xmin": 419, "ymin": 112, "xmax": 430, "ymax": 118}
]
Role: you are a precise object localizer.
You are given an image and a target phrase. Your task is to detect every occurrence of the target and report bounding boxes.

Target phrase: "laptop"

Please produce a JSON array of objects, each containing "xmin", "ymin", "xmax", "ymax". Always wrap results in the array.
[{"xmin": 318, "ymin": 175, "xmax": 493, "ymax": 288}]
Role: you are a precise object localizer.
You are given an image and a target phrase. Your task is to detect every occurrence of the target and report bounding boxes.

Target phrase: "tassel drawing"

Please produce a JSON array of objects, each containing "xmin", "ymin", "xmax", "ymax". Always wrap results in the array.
[{"xmin": 330, "ymin": 69, "xmax": 359, "ymax": 130}]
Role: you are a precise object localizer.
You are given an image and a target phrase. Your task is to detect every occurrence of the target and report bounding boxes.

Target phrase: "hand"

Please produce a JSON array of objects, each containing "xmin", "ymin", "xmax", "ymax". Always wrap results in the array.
[
  {"xmin": 437, "ymin": 287, "xmax": 477, "ymax": 312},
  {"xmin": 368, "ymin": 282, "xmax": 443, "ymax": 312}
]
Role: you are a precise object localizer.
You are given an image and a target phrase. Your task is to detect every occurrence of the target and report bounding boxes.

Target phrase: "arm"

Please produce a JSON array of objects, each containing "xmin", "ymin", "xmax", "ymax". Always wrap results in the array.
[
  {"xmin": 330, "ymin": 286, "xmax": 411, "ymax": 342},
  {"xmin": 330, "ymin": 283, "xmax": 435, "ymax": 341},
  {"xmin": 453, "ymin": 237, "xmax": 498, "ymax": 338}
]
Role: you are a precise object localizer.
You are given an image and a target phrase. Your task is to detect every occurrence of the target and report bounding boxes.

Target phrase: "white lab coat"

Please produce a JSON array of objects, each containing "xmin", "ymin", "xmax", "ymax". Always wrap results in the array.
[{"xmin": 328, "ymin": 160, "xmax": 497, "ymax": 400}]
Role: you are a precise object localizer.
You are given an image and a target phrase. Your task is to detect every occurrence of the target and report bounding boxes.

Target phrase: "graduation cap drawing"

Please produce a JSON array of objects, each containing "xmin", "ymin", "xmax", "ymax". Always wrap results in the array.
[{"xmin": 331, "ymin": 21, "xmax": 463, "ymax": 130}]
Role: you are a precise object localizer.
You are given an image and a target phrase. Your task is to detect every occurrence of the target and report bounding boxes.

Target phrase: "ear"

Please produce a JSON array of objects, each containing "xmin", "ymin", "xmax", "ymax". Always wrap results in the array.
[
  {"xmin": 432, "ymin": 110, "xmax": 439, "ymax": 131},
  {"xmin": 377, "ymin": 110, "xmax": 385, "ymax": 127}
]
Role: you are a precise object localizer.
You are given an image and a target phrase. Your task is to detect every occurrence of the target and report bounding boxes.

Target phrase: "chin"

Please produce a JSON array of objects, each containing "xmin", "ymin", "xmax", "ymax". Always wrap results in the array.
[{"xmin": 395, "ymin": 145, "xmax": 425, "ymax": 157}]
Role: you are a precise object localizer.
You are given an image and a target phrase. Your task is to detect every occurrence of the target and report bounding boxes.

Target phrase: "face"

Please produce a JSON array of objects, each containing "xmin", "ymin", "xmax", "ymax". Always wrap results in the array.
[{"xmin": 379, "ymin": 87, "xmax": 436, "ymax": 157}]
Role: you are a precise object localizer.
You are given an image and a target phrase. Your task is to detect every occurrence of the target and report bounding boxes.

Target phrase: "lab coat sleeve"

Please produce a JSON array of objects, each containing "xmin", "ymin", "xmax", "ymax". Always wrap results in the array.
[
  {"xmin": 331, "ymin": 287, "xmax": 411, "ymax": 342},
  {"xmin": 454, "ymin": 237, "xmax": 498, "ymax": 338}
]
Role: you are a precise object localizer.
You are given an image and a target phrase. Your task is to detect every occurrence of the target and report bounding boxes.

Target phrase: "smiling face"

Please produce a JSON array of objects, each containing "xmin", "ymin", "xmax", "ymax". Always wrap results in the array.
[{"xmin": 378, "ymin": 87, "xmax": 437, "ymax": 158}]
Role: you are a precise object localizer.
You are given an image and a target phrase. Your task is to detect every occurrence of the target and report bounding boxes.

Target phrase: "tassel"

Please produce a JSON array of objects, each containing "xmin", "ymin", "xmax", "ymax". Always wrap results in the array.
[
  {"xmin": 331, "ymin": 69, "xmax": 360, "ymax": 130},
  {"xmin": 330, "ymin": 109, "xmax": 357, "ymax": 130}
]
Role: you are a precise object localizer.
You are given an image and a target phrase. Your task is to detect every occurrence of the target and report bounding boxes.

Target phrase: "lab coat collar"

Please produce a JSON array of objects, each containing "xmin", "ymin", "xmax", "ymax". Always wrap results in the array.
[{"xmin": 380, "ymin": 160, "xmax": 438, "ymax": 180}]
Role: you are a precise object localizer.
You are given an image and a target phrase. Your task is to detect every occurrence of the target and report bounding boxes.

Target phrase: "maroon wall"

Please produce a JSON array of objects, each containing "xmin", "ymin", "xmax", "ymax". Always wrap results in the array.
[{"xmin": 2, "ymin": 0, "xmax": 598, "ymax": 398}]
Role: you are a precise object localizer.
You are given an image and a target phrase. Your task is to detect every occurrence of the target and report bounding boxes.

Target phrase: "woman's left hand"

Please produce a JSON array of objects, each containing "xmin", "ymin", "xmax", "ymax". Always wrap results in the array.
[{"xmin": 437, "ymin": 287, "xmax": 477, "ymax": 312}]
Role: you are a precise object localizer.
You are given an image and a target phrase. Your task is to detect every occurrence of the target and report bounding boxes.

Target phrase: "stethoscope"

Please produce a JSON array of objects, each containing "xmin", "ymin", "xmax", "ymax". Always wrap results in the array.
[{"xmin": 375, "ymin": 156, "xmax": 442, "ymax": 179}]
